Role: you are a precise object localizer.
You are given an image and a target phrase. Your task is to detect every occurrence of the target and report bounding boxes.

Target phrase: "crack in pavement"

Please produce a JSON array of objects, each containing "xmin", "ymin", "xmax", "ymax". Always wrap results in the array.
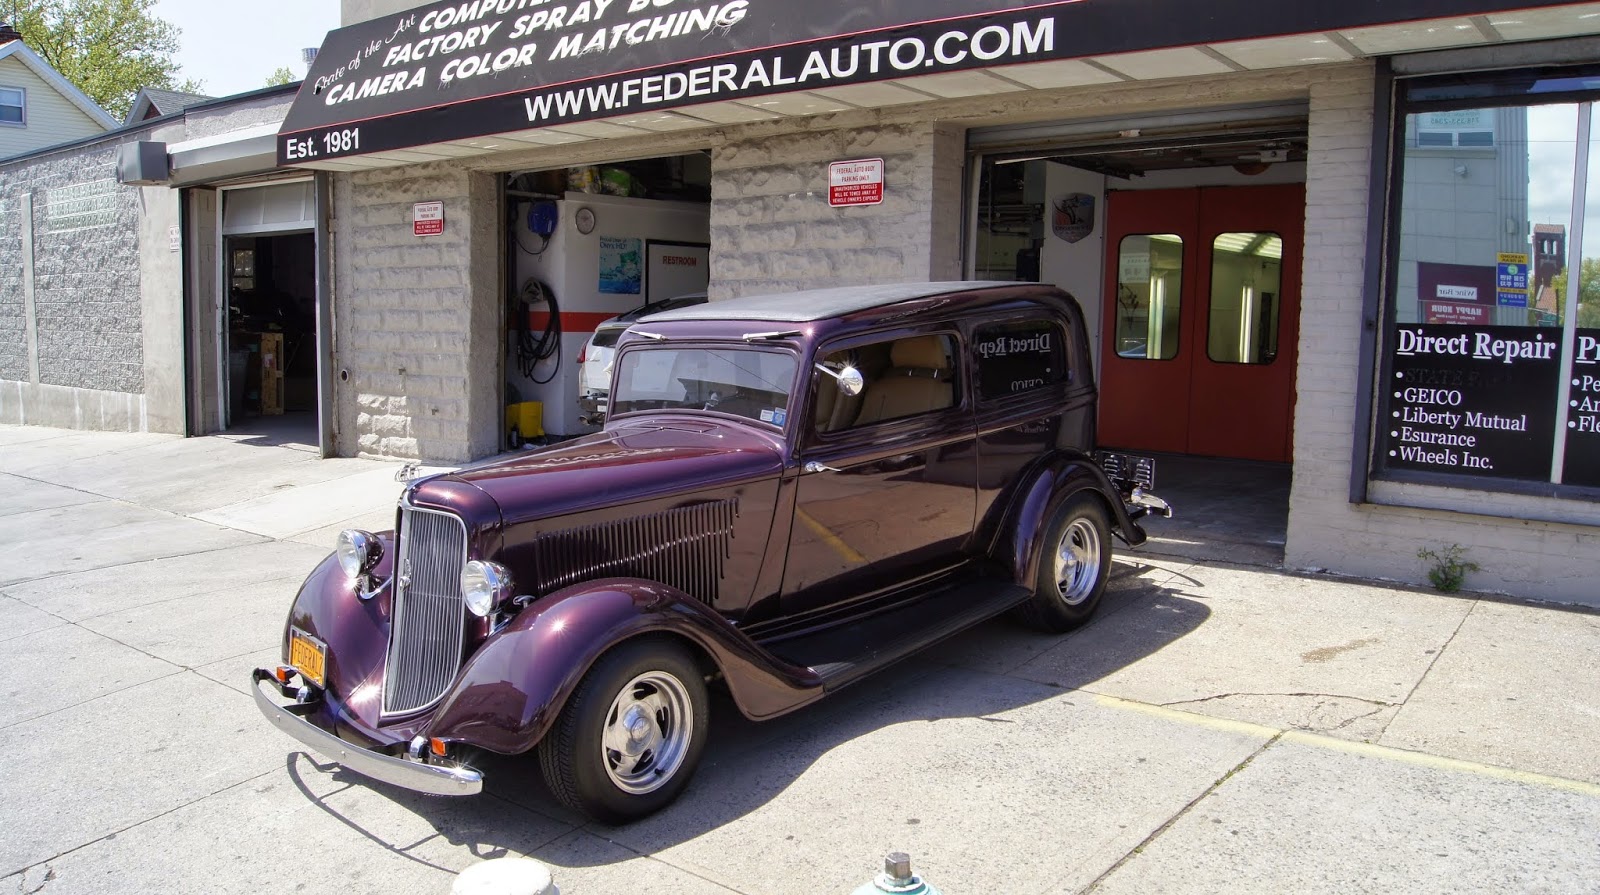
[
  {"xmin": 1081, "ymin": 731, "xmax": 1286, "ymax": 893},
  {"xmin": 0, "ymin": 539, "xmax": 286, "ymax": 594},
  {"xmin": 1160, "ymin": 691, "xmax": 1399, "ymax": 709},
  {"xmin": 1326, "ymin": 703, "xmax": 1391, "ymax": 733},
  {"xmin": 1376, "ymin": 599, "xmax": 1480, "ymax": 742},
  {"xmin": 0, "ymin": 668, "xmax": 187, "ymax": 734},
  {"xmin": 20, "ymin": 865, "xmax": 52, "ymax": 895},
  {"xmin": 3, "ymin": 768, "xmax": 281, "ymax": 881}
]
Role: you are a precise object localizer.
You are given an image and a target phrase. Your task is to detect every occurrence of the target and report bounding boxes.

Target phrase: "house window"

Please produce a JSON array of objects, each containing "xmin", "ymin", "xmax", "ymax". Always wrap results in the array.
[{"xmin": 0, "ymin": 87, "xmax": 23, "ymax": 126}]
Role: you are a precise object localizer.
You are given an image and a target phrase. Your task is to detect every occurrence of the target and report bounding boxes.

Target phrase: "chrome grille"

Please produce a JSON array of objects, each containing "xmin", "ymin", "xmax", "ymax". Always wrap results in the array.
[
  {"xmin": 527, "ymin": 499, "xmax": 738, "ymax": 605},
  {"xmin": 383, "ymin": 504, "xmax": 468, "ymax": 715}
]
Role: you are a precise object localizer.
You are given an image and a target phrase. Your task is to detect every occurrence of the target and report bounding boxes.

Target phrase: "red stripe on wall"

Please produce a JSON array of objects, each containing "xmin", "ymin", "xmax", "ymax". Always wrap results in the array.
[{"xmin": 526, "ymin": 311, "xmax": 618, "ymax": 334}]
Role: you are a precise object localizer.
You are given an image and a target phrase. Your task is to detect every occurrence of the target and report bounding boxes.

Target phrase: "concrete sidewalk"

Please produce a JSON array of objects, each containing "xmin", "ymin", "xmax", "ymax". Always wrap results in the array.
[{"xmin": 2, "ymin": 423, "xmax": 1598, "ymax": 894}]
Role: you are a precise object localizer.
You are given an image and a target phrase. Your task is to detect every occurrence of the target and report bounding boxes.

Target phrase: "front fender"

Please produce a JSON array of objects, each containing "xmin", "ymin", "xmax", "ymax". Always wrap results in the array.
[
  {"xmin": 992, "ymin": 452, "xmax": 1145, "ymax": 591},
  {"xmin": 282, "ymin": 534, "xmax": 400, "ymax": 746},
  {"xmin": 424, "ymin": 578, "xmax": 823, "ymax": 754}
]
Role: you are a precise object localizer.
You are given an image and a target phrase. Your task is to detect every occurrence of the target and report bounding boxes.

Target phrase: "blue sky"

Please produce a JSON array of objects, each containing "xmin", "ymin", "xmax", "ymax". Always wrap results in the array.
[{"xmin": 154, "ymin": 0, "xmax": 342, "ymax": 98}]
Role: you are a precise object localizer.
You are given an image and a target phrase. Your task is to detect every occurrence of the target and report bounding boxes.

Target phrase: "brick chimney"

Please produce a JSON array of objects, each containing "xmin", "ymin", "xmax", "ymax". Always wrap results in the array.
[{"xmin": 0, "ymin": 23, "xmax": 21, "ymax": 46}]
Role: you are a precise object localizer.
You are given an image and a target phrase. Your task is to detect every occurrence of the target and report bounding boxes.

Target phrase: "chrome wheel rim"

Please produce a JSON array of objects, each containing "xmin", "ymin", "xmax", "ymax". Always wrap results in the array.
[
  {"xmin": 1054, "ymin": 518, "xmax": 1102, "ymax": 606},
  {"xmin": 601, "ymin": 670, "xmax": 694, "ymax": 795}
]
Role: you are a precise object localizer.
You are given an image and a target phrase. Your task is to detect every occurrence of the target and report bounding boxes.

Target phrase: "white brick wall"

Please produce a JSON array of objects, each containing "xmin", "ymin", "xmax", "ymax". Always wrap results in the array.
[
  {"xmin": 709, "ymin": 122, "xmax": 961, "ymax": 298},
  {"xmin": 1286, "ymin": 63, "xmax": 1600, "ymax": 607},
  {"xmin": 331, "ymin": 163, "xmax": 500, "ymax": 463}
]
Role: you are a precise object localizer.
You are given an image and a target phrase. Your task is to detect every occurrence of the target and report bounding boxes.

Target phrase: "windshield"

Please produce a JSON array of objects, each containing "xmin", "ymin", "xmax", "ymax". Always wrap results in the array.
[{"xmin": 611, "ymin": 346, "xmax": 797, "ymax": 427}]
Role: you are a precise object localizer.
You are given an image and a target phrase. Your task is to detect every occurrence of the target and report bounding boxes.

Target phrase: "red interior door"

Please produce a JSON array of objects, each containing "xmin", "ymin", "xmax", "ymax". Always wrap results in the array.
[
  {"xmin": 1098, "ymin": 184, "xmax": 1303, "ymax": 463},
  {"xmin": 1098, "ymin": 189, "xmax": 1200, "ymax": 455}
]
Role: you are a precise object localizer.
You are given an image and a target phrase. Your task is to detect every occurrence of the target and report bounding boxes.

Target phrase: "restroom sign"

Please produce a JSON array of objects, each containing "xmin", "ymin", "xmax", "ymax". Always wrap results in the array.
[
  {"xmin": 413, "ymin": 200, "xmax": 445, "ymax": 237},
  {"xmin": 829, "ymin": 158, "xmax": 884, "ymax": 207}
]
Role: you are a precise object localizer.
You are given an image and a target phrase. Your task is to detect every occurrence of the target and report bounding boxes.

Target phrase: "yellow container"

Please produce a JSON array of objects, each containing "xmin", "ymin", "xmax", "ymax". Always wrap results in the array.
[{"xmin": 505, "ymin": 401, "xmax": 544, "ymax": 441}]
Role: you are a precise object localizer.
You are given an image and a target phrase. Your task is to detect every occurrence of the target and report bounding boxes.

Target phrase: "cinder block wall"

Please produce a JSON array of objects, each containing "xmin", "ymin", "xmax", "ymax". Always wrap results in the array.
[
  {"xmin": 331, "ymin": 164, "xmax": 502, "ymax": 463},
  {"xmin": 0, "ymin": 175, "xmax": 25, "ymax": 382},
  {"xmin": 1286, "ymin": 63, "xmax": 1600, "ymax": 607},
  {"xmin": 709, "ymin": 122, "xmax": 964, "ymax": 298},
  {"xmin": 0, "ymin": 138, "xmax": 158, "ymax": 431}
]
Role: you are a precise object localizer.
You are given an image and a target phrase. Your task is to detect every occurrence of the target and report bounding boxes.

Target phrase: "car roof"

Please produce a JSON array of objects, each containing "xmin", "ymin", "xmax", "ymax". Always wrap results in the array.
[
  {"xmin": 614, "ymin": 293, "xmax": 707, "ymax": 324},
  {"xmin": 641, "ymin": 281, "xmax": 1025, "ymax": 324}
]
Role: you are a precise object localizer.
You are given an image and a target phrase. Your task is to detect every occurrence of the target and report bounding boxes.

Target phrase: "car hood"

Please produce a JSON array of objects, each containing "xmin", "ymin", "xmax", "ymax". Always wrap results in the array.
[{"xmin": 425, "ymin": 419, "xmax": 785, "ymax": 526}]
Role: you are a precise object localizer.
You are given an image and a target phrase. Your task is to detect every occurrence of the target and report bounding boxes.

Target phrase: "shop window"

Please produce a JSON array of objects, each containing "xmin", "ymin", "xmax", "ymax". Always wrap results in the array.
[
  {"xmin": 974, "ymin": 320, "xmax": 1067, "ymax": 399},
  {"xmin": 1373, "ymin": 65, "xmax": 1600, "ymax": 494},
  {"xmin": 1207, "ymin": 232, "xmax": 1282, "ymax": 365},
  {"xmin": 1114, "ymin": 234, "xmax": 1182, "ymax": 360},
  {"xmin": 0, "ymin": 87, "xmax": 22, "ymax": 126}
]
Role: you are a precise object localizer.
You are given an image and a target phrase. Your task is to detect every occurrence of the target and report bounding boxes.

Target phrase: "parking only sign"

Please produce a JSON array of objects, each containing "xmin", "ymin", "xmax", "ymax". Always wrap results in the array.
[
  {"xmin": 828, "ymin": 158, "xmax": 884, "ymax": 207},
  {"xmin": 413, "ymin": 200, "xmax": 445, "ymax": 237}
]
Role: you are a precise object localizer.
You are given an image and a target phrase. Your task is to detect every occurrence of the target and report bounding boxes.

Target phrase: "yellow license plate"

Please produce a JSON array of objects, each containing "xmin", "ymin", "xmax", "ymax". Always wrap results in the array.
[{"xmin": 288, "ymin": 630, "xmax": 327, "ymax": 688}]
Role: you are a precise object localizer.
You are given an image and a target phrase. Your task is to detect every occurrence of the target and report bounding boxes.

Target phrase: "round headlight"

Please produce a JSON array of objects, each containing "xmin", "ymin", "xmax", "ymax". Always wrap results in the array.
[
  {"xmin": 461, "ymin": 560, "xmax": 513, "ymax": 617},
  {"xmin": 335, "ymin": 529, "xmax": 381, "ymax": 579}
]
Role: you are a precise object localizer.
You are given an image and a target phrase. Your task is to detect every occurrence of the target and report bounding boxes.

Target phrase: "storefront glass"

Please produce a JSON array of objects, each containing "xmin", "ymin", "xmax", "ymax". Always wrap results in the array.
[{"xmin": 1377, "ymin": 66, "xmax": 1600, "ymax": 492}]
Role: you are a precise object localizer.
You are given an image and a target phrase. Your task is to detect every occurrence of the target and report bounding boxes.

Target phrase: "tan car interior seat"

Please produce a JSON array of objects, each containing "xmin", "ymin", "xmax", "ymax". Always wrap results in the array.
[
  {"xmin": 813, "ymin": 348, "xmax": 874, "ymax": 433},
  {"xmin": 851, "ymin": 335, "xmax": 954, "ymax": 426}
]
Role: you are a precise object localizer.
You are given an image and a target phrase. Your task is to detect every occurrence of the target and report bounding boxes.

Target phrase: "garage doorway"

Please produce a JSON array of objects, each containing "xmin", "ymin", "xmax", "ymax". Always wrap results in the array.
[
  {"xmin": 193, "ymin": 180, "xmax": 325, "ymax": 451},
  {"xmin": 966, "ymin": 106, "xmax": 1309, "ymax": 563},
  {"xmin": 500, "ymin": 154, "xmax": 712, "ymax": 445}
]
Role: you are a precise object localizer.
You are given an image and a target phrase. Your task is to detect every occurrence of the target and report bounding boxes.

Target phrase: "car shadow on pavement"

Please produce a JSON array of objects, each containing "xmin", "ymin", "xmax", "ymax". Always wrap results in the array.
[{"xmin": 278, "ymin": 558, "xmax": 1207, "ymax": 870}]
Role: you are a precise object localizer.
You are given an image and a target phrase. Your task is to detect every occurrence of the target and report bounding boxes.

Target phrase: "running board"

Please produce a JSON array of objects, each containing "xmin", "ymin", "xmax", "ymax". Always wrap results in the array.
[{"xmin": 760, "ymin": 579, "xmax": 1032, "ymax": 692}]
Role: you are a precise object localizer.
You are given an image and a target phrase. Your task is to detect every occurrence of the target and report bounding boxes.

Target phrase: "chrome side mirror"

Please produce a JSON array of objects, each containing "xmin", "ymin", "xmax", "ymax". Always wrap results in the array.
[{"xmin": 815, "ymin": 363, "xmax": 865, "ymax": 397}]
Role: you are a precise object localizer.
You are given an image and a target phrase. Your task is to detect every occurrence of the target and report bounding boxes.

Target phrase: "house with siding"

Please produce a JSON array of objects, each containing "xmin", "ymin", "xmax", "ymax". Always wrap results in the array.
[{"xmin": 0, "ymin": 23, "xmax": 116, "ymax": 160}]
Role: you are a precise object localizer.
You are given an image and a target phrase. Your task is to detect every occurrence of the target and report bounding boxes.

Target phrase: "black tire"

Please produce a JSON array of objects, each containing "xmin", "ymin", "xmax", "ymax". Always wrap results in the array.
[
  {"xmin": 537, "ymin": 638, "xmax": 709, "ymax": 824},
  {"xmin": 1015, "ymin": 492, "xmax": 1112, "ymax": 633}
]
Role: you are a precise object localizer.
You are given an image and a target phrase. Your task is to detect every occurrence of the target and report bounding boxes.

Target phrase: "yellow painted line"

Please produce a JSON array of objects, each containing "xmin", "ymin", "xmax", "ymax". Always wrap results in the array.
[
  {"xmin": 1093, "ymin": 693, "xmax": 1600, "ymax": 798},
  {"xmin": 1277, "ymin": 731, "xmax": 1600, "ymax": 797},
  {"xmin": 1094, "ymin": 693, "xmax": 1283, "ymax": 740},
  {"xmin": 795, "ymin": 508, "xmax": 867, "ymax": 564}
]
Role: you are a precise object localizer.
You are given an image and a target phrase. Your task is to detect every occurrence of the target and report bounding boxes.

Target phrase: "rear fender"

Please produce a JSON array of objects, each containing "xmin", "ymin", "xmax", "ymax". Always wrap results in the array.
[
  {"xmin": 424, "ymin": 578, "xmax": 823, "ymax": 754},
  {"xmin": 993, "ymin": 452, "xmax": 1145, "ymax": 591}
]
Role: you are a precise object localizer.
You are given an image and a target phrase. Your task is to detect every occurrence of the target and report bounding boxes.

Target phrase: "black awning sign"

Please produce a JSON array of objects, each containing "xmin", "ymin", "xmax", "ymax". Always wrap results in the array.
[{"xmin": 279, "ymin": 0, "xmax": 1598, "ymax": 165}]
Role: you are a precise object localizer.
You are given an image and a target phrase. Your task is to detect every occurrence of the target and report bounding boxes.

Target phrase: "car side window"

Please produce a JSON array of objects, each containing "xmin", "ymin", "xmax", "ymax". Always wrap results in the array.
[
  {"xmin": 973, "ymin": 320, "xmax": 1069, "ymax": 401},
  {"xmin": 814, "ymin": 334, "xmax": 960, "ymax": 433}
]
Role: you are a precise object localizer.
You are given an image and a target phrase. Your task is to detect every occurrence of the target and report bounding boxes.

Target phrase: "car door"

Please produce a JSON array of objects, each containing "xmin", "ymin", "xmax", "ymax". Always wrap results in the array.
[{"xmin": 779, "ymin": 330, "xmax": 979, "ymax": 619}]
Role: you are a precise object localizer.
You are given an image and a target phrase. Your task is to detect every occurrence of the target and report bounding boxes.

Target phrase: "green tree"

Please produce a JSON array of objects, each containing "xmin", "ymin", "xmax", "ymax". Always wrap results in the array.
[
  {"xmin": 8, "ymin": 0, "xmax": 202, "ymax": 120},
  {"xmin": 265, "ymin": 66, "xmax": 296, "ymax": 87},
  {"xmin": 1545, "ymin": 258, "xmax": 1600, "ymax": 329}
]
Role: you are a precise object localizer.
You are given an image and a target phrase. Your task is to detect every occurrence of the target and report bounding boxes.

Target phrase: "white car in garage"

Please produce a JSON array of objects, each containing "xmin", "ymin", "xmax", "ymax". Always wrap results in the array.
[{"xmin": 578, "ymin": 293, "xmax": 707, "ymax": 424}]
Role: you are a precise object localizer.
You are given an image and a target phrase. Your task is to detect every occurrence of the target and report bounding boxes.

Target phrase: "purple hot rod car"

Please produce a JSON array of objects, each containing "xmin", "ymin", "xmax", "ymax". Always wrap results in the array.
[{"xmin": 254, "ymin": 281, "xmax": 1169, "ymax": 823}]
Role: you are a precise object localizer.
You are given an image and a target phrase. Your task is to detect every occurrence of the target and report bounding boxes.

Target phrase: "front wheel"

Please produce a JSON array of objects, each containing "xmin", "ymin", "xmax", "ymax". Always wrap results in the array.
[
  {"xmin": 1015, "ymin": 493, "xmax": 1112, "ymax": 633},
  {"xmin": 537, "ymin": 639, "xmax": 708, "ymax": 824}
]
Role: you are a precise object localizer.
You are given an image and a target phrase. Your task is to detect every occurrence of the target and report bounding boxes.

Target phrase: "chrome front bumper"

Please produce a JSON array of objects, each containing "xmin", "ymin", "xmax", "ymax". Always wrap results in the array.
[{"xmin": 252, "ymin": 669, "xmax": 483, "ymax": 796}]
